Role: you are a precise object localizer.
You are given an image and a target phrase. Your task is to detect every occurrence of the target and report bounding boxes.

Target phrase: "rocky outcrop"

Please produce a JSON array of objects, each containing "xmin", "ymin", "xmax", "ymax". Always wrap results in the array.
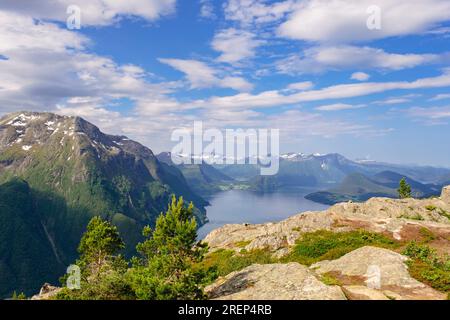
[
  {"xmin": 206, "ymin": 247, "xmax": 447, "ymax": 300},
  {"xmin": 204, "ymin": 186, "xmax": 450, "ymax": 256},
  {"xmin": 204, "ymin": 186, "xmax": 450, "ymax": 300},
  {"xmin": 31, "ymin": 283, "xmax": 62, "ymax": 300},
  {"xmin": 311, "ymin": 246, "xmax": 446, "ymax": 300},
  {"xmin": 206, "ymin": 263, "xmax": 346, "ymax": 300}
]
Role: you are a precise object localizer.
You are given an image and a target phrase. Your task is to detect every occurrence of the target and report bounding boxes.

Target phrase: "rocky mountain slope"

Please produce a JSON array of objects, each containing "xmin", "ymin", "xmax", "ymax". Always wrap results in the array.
[
  {"xmin": 0, "ymin": 111, "xmax": 207, "ymax": 297},
  {"xmin": 203, "ymin": 186, "xmax": 450, "ymax": 300}
]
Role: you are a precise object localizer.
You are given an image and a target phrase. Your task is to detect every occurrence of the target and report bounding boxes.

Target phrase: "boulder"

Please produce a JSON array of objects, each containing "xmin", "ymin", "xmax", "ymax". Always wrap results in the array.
[
  {"xmin": 341, "ymin": 285, "xmax": 389, "ymax": 300},
  {"xmin": 311, "ymin": 246, "xmax": 446, "ymax": 300},
  {"xmin": 206, "ymin": 263, "xmax": 346, "ymax": 300}
]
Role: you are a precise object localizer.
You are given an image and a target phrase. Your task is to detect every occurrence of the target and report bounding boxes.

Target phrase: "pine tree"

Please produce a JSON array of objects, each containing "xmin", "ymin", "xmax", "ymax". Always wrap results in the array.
[
  {"xmin": 57, "ymin": 216, "xmax": 134, "ymax": 300},
  {"xmin": 128, "ymin": 196, "xmax": 212, "ymax": 300},
  {"xmin": 77, "ymin": 216, "xmax": 125, "ymax": 278},
  {"xmin": 398, "ymin": 178, "xmax": 412, "ymax": 199}
]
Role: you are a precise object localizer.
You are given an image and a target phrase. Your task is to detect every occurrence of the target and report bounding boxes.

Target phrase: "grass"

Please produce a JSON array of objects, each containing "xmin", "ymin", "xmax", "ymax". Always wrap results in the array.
[
  {"xmin": 197, "ymin": 230, "xmax": 400, "ymax": 286},
  {"xmin": 437, "ymin": 208, "xmax": 450, "ymax": 220},
  {"xmin": 403, "ymin": 242, "xmax": 450, "ymax": 293},
  {"xmin": 425, "ymin": 205, "xmax": 450, "ymax": 220},
  {"xmin": 399, "ymin": 212, "xmax": 425, "ymax": 221},
  {"xmin": 235, "ymin": 240, "xmax": 251, "ymax": 248},
  {"xmin": 198, "ymin": 230, "xmax": 449, "ymax": 294},
  {"xmin": 281, "ymin": 229, "xmax": 399, "ymax": 266},
  {"xmin": 196, "ymin": 248, "xmax": 276, "ymax": 282},
  {"xmin": 320, "ymin": 273, "xmax": 342, "ymax": 286},
  {"xmin": 419, "ymin": 227, "xmax": 436, "ymax": 243}
]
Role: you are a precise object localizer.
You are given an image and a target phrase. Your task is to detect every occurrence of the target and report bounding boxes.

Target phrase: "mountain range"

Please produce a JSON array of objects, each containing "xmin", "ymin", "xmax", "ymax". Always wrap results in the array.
[
  {"xmin": 0, "ymin": 112, "xmax": 208, "ymax": 297},
  {"xmin": 305, "ymin": 171, "xmax": 442, "ymax": 205},
  {"xmin": 161, "ymin": 152, "xmax": 450, "ymax": 198}
]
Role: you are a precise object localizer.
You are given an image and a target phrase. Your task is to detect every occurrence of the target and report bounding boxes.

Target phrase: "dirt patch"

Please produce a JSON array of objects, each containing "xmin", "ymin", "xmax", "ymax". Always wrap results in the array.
[
  {"xmin": 332, "ymin": 218, "xmax": 374, "ymax": 231},
  {"xmin": 322, "ymin": 271, "xmax": 367, "ymax": 286}
]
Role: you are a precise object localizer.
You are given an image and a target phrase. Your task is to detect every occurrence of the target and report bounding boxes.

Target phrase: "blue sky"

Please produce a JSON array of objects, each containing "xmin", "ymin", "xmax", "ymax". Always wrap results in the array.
[{"xmin": 0, "ymin": 0, "xmax": 450, "ymax": 166}]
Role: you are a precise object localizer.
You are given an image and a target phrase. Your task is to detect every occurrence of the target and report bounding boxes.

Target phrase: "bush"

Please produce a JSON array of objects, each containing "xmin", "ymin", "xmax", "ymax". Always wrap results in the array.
[
  {"xmin": 403, "ymin": 242, "xmax": 450, "ymax": 293},
  {"xmin": 196, "ymin": 248, "xmax": 275, "ymax": 282},
  {"xmin": 282, "ymin": 230, "xmax": 399, "ymax": 266}
]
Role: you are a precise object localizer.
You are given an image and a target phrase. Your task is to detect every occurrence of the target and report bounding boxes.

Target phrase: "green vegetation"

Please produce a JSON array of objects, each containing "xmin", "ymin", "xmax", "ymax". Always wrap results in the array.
[
  {"xmin": 0, "ymin": 179, "xmax": 64, "ymax": 298},
  {"xmin": 197, "ymin": 249, "xmax": 275, "ymax": 280},
  {"xmin": 0, "ymin": 114, "xmax": 210, "ymax": 298},
  {"xmin": 235, "ymin": 240, "xmax": 252, "ymax": 248},
  {"xmin": 56, "ymin": 217, "xmax": 133, "ymax": 300},
  {"xmin": 194, "ymin": 230, "xmax": 399, "ymax": 284},
  {"xmin": 398, "ymin": 178, "xmax": 412, "ymax": 199},
  {"xmin": 424, "ymin": 205, "xmax": 450, "ymax": 220},
  {"xmin": 282, "ymin": 230, "xmax": 399, "ymax": 266},
  {"xmin": 399, "ymin": 212, "xmax": 425, "ymax": 221},
  {"xmin": 128, "ymin": 196, "xmax": 212, "ymax": 300},
  {"xmin": 58, "ymin": 196, "xmax": 213, "ymax": 300},
  {"xmin": 320, "ymin": 273, "xmax": 342, "ymax": 286},
  {"xmin": 419, "ymin": 228, "xmax": 436, "ymax": 243},
  {"xmin": 438, "ymin": 208, "xmax": 450, "ymax": 220},
  {"xmin": 403, "ymin": 242, "xmax": 450, "ymax": 293},
  {"xmin": 11, "ymin": 292, "xmax": 27, "ymax": 300}
]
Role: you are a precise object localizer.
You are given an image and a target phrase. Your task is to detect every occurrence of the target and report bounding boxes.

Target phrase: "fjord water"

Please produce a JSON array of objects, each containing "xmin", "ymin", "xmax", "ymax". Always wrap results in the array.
[{"xmin": 197, "ymin": 188, "xmax": 330, "ymax": 239}]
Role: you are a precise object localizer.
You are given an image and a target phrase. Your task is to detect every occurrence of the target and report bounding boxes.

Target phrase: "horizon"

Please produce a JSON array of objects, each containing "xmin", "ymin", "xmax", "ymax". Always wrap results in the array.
[
  {"xmin": 0, "ymin": 1, "xmax": 450, "ymax": 167},
  {"xmin": 2, "ymin": 109, "xmax": 450, "ymax": 170}
]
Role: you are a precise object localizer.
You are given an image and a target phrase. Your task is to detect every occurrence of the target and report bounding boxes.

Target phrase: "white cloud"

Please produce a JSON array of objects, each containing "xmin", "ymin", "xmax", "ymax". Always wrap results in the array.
[
  {"xmin": 199, "ymin": 0, "xmax": 216, "ymax": 19},
  {"xmin": 276, "ymin": 46, "xmax": 439, "ymax": 75},
  {"xmin": 351, "ymin": 72, "xmax": 370, "ymax": 81},
  {"xmin": 278, "ymin": 0, "xmax": 450, "ymax": 43},
  {"xmin": 266, "ymin": 110, "xmax": 389, "ymax": 139},
  {"xmin": 316, "ymin": 103, "xmax": 367, "ymax": 111},
  {"xmin": 373, "ymin": 94, "xmax": 422, "ymax": 105},
  {"xmin": 430, "ymin": 93, "xmax": 450, "ymax": 101},
  {"xmin": 212, "ymin": 28, "xmax": 265, "ymax": 64},
  {"xmin": 285, "ymin": 81, "xmax": 314, "ymax": 91},
  {"xmin": 0, "ymin": 10, "xmax": 181, "ymax": 118},
  {"xmin": 378, "ymin": 98, "xmax": 410, "ymax": 105},
  {"xmin": 0, "ymin": 0, "xmax": 176, "ymax": 26},
  {"xmin": 405, "ymin": 106, "xmax": 450, "ymax": 125},
  {"xmin": 0, "ymin": 11, "xmax": 88, "ymax": 52},
  {"xmin": 224, "ymin": 0, "xmax": 296, "ymax": 26},
  {"xmin": 158, "ymin": 58, "xmax": 253, "ymax": 91},
  {"xmin": 183, "ymin": 69, "xmax": 450, "ymax": 110}
]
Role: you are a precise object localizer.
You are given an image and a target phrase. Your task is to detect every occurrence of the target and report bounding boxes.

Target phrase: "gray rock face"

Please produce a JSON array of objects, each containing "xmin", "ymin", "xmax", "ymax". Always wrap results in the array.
[
  {"xmin": 311, "ymin": 246, "xmax": 446, "ymax": 300},
  {"xmin": 341, "ymin": 286, "xmax": 389, "ymax": 300},
  {"xmin": 206, "ymin": 263, "xmax": 347, "ymax": 300}
]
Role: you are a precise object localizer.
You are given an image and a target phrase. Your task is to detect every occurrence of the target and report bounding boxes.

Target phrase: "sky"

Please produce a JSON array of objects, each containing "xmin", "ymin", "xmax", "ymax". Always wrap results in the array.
[{"xmin": 0, "ymin": 0, "xmax": 450, "ymax": 166}]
